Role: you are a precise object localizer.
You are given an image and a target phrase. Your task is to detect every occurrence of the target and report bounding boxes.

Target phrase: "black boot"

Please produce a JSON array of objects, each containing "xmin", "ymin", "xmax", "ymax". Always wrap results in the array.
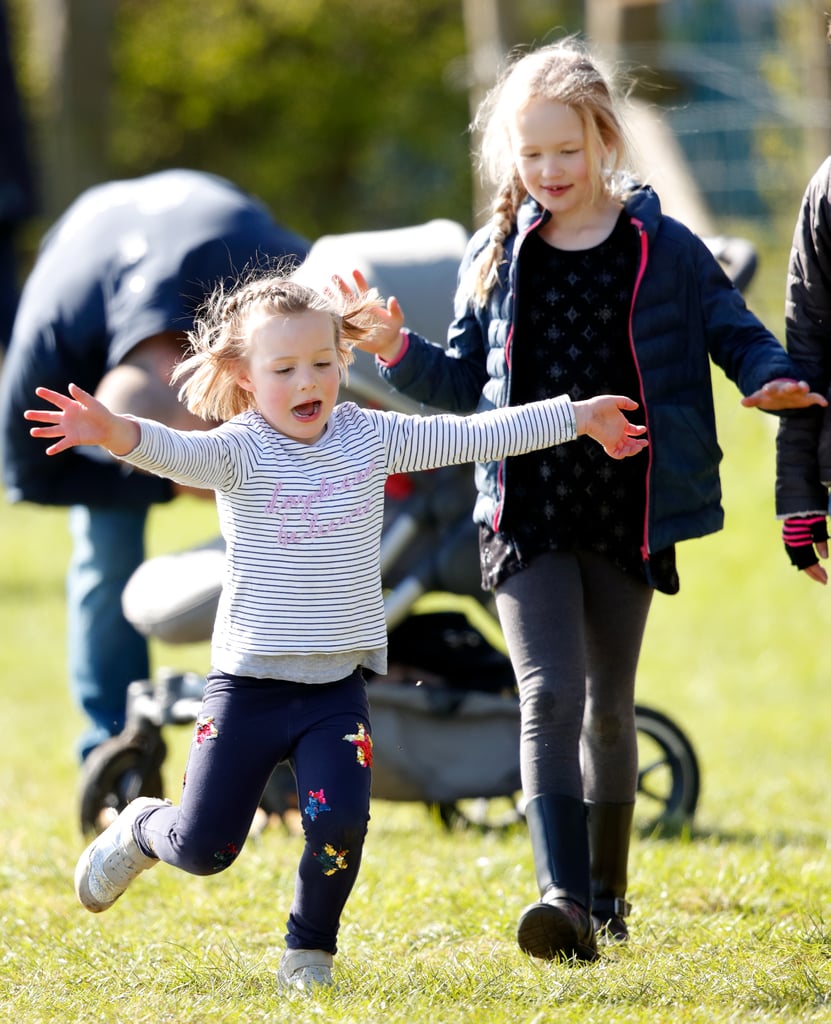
[
  {"xmin": 586, "ymin": 800, "xmax": 634, "ymax": 944},
  {"xmin": 517, "ymin": 794, "xmax": 597, "ymax": 962}
]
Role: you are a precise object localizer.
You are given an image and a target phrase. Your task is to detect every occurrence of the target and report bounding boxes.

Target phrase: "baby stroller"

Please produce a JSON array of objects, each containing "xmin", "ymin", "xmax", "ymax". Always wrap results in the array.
[{"xmin": 77, "ymin": 219, "xmax": 712, "ymax": 836}]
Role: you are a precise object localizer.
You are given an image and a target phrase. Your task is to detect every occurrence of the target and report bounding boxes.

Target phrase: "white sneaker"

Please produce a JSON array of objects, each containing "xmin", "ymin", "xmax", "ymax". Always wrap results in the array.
[
  {"xmin": 277, "ymin": 949, "xmax": 334, "ymax": 991},
  {"xmin": 74, "ymin": 796, "xmax": 170, "ymax": 912}
]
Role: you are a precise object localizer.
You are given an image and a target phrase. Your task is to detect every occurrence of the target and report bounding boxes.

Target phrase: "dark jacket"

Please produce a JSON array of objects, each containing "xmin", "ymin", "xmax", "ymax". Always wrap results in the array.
[
  {"xmin": 775, "ymin": 156, "xmax": 831, "ymax": 516},
  {"xmin": 380, "ymin": 186, "xmax": 803, "ymax": 576}
]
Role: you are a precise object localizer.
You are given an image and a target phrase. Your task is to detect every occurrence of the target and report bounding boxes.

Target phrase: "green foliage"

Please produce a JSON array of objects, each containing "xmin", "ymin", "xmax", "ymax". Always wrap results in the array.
[
  {"xmin": 6, "ymin": 0, "xmax": 825, "ymax": 241},
  {"xmin": 110, "ymin": 0, "xmax": 473, "ymax": 237},
  {"xmin": 753, "ymin": 0, "xmax": 821, "ymax": 217}
]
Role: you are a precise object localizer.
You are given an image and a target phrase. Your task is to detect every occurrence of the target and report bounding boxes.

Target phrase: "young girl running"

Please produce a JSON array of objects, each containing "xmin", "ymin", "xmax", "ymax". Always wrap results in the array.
[
  {"xmin": 341, "ymin": 38, "xmax": 827, "ymax": 963},
  {"xmin": 25, "ymin": 274, "xmax": 647, "ymax": 990}
]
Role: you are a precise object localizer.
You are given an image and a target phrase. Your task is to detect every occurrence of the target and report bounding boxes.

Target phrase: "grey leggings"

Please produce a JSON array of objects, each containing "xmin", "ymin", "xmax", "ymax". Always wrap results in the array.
[{"xmin": 494, "ymin": 549, "xmax": 653, "ymax": 804}]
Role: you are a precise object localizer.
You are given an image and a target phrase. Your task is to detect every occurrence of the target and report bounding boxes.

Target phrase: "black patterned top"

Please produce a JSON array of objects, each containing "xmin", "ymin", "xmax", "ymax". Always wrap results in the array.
[{"xmin": 480, "ymin": 211, "xmax": 679, "ymax": 594}]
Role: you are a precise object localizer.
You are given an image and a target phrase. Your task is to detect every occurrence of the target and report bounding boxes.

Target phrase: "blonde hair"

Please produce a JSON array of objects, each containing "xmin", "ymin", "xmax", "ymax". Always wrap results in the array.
[
  {"xmin": 172, "ymin": 271, "xmax": 386, "ymax": 422},
  {"xmin": 467, "ymin": 38, "xmax": 634, "ymax": 307}
]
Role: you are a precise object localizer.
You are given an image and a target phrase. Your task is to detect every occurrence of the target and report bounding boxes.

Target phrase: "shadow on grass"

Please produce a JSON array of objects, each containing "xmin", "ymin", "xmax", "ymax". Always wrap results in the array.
[
  {"xmin": 423, "ymin": 809, "xmax": 829, "ymax": 851},
  {"xmin": 637, "ymin": 818, "xmax": 829, "ymax": 850}
]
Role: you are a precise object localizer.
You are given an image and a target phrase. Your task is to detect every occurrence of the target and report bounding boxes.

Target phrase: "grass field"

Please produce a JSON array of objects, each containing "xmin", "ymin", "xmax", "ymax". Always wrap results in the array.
[{"xmin": 1, "ymin": 233, "xmax": 830, "ymax": 1021}]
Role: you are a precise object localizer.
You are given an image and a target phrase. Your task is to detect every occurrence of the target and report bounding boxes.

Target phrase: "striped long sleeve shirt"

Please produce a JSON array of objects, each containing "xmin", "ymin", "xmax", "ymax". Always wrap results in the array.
[{"xmin": 121, "ymin": 396, "xmax": 576, "ymax": 682}]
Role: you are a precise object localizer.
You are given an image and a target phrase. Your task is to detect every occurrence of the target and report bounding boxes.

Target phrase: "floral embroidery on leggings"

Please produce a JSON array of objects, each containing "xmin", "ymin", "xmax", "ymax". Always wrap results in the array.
[
  {"xmin": 314, "ymin": 842, "xmax": 348, "ymax": 875},
  {"xmin": 213, "ymin": 842, "xmax": 239, "ymax": 870},
  {"xmin": 194, "ymin": 715, "xmax": 219, "ymax": 745},
  {"xmin": 305, "ymin": 788, "xmax": 331, "ymax": 821},
  {"xmin": 343, "ymin": 722, "xmax": 372, "ymax": 767}
]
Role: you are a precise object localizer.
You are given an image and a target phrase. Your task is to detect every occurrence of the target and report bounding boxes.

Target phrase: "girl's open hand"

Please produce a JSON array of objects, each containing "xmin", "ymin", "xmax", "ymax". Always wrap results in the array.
[
  {"xmin": 741, "ymin": 378, "xmax": 828, "ymax": 410},
  {"xmin": 574, "ymin": 395, "xmax": 648, "ymax": 459},
  {"xmin": 24, "ymin": 383, "xmax": 139, "ymax": 456},
  {"xmin": 332, "ymin": 269, "xmax": 407, "ymax": 361}
]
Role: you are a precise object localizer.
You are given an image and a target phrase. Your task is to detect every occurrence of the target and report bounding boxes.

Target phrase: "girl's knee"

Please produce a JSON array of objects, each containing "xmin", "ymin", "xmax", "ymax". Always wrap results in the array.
[{"xmin": 170, "ymin": 832, "xmax": 247, "ymax": 876}]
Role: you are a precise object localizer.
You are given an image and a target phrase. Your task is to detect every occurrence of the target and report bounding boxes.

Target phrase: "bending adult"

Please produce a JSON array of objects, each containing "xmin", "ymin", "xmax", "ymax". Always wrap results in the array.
[{"xmin": 0, "ymin": 168, "xmax": 309, "ymax": 762}]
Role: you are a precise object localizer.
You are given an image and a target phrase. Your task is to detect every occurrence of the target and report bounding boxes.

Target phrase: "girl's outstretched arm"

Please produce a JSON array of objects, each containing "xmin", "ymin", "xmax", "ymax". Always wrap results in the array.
[
  {"xmin": 24, "ymin": 383, "xmax": 141, "ymax": 457},
  {"xmin": 573, "ymin": 395, "xmax": 648, "ymax": 459},
  {"xmin": 741, "ymin": 378, "xmax": 827, "ymax": 410}
]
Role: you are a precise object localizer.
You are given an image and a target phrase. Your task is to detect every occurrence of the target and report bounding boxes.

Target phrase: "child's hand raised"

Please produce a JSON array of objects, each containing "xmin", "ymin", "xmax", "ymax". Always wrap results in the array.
[
  {"xmin": 741, "ymin": 377, "xmax": 828, "ymax": 410},
  {"xmin": 573, "ymin": 395, "xmax": 648, "ymax": 459},
  {"xmin": 332, "ymin": 269, "xmax": 407, "ymax": 362},
  {"xmin": 25, "ymin": 383, "xmax": 140, "ymax": 457}
]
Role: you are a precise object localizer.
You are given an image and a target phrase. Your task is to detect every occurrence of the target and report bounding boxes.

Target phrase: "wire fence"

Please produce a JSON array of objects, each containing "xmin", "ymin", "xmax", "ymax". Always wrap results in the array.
[{"xmin": 619, "ymin": 38, "xmax": 831, "ymax": 220}]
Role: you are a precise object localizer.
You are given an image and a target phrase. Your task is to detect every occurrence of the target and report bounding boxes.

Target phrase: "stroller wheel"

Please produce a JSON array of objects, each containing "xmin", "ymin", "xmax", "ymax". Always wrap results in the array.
[
  {"xmin": 635, "ymin": 704, "xmax": 700, "ymax": 830},
  {"xmin": 78, "ymin": 725, "xmax": 167, "ymax": 836}
]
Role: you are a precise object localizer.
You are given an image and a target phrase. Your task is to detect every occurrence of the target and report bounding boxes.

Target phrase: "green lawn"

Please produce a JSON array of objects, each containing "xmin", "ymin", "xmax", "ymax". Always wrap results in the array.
[{"xmin": 1, "ymin": 257, "xmax": 830, "ymax": 1019}]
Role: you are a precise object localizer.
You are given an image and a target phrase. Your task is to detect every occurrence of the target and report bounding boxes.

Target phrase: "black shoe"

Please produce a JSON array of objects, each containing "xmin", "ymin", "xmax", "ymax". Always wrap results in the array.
[{"xmin": 517, "ymin": 892, "xmax": 598, "ymax": 962}]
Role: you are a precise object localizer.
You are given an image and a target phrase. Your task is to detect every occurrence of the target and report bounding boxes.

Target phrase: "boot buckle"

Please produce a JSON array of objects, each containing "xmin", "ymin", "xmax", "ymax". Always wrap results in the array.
[{"xmin": 611, "ymin": 897, "xmax": 632, "ymax": 918}]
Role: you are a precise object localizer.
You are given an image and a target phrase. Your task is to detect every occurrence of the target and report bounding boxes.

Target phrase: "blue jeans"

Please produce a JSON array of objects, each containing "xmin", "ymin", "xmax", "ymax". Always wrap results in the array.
[
  {"xmin": 67, "ymin": 504, "xmax": 150, "ymax": 761},
  {"xmin": 135, "ymin": 669, "xmax": 372, "ymax": 955}
]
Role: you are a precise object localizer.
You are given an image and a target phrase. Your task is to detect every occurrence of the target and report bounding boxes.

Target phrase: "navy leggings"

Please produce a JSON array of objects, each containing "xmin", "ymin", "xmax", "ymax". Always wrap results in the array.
[{"xmin": 133, "ymin": 669, "xmax": 372, "ymax": 954}]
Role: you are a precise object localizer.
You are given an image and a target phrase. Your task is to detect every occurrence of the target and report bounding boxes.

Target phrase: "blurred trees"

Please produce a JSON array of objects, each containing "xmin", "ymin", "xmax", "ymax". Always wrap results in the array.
[
  {"xmin": 113, "ymin": 0, "xmax": 829, "ymax": 232},
  {"xmin": 14, "ymin": 0, "xmax": 824, "ymax": 244},
  {"xmin": 11, "ymin": 0, "xmax": 581, "ymax": 238},
  {"xmin": 22, "ymin": 0, "xmax": 116, "ymax": 217},
  {"xmin": 109, "ymin": 0, "xmax": 474, "ymax": 238}
]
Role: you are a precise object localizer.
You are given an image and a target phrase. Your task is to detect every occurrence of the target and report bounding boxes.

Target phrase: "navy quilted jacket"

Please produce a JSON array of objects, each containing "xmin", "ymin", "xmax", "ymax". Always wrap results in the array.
[{"xmin": 380, "ymin": 186, "xmax": 803, "ymax": 578}]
